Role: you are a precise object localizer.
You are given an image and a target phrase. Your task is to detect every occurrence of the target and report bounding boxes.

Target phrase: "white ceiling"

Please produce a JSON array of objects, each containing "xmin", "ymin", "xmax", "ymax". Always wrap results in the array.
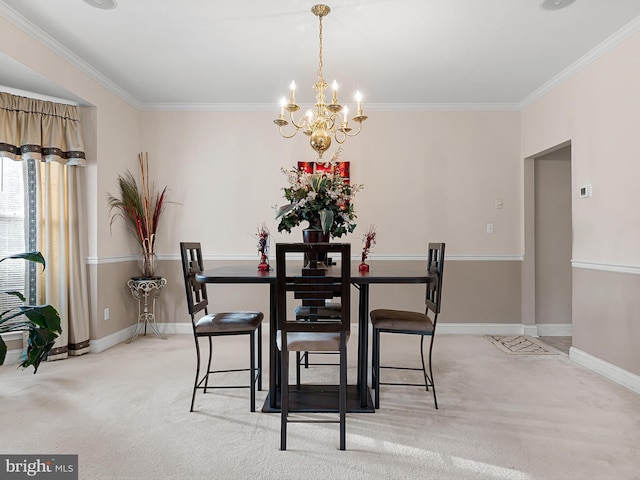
[{"xmin": 1, "ymin": 0, "xmax": 640, "ymax": 109}]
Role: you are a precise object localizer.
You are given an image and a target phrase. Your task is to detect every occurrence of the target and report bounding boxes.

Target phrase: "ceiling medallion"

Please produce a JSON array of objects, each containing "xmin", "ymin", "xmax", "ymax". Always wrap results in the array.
[
  {"xmin": 540, "ymin": 0, "xmax": 576, "ymax": 11},
  {"xmin": 83, "ymin": 0, "xmax": 117, "ymax": 10}
]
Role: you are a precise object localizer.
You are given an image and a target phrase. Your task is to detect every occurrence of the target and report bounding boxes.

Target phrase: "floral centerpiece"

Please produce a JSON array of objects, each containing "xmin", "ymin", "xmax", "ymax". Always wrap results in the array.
[
  {"xmin": 276, "ymin": 150, "xmax": 363, "ymax": 238},
  {"xmin": 107, "ymin": 152, "xmax": 168, "ymax": 277}
]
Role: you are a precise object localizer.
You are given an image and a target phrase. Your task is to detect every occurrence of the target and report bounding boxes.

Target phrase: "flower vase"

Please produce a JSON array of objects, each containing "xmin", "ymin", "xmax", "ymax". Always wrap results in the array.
[
  {"xmin": 302, "ymin": 228, "xmax": 329, "ymax": 244},
  {"xmin": 302, "ymin": 228, "xmax": 330, "ymax": 267},
  {"xmin": 138, "ymin": 252, "xmax": 157, "ymax": 278},
  {"xmin": 258, "ymin": 246, "xmax": 270, "ymax": 272}
]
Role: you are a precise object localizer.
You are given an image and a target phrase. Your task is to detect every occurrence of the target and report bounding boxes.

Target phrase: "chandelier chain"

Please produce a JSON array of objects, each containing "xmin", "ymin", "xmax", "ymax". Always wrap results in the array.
[{"xmin": 318, "ymin": 15, "xmax": 324, "ymax": 81}]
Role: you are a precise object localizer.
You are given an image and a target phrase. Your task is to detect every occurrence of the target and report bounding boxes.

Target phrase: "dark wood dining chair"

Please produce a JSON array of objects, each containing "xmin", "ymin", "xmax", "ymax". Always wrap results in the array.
[
  {"xmin": 294, "ymin": 298, "xmax": 342, "ymax": 380},
  {"xmin": 276, "ymin": 242, "xmax": 351, "ymax": 451},
  {"xmin": 179, "ymin": 242, "xmax": 264, "ymax": 412},
  {"xmin": 370, "ymin": 242, "xmax": 445, "ymax": 409}
]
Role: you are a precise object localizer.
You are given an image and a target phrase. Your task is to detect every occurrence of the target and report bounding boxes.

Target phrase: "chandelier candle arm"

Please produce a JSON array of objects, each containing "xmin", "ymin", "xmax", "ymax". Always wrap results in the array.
[{"xmin": 273, "ymin": 4, "xmax": 367, "ymax": 159}]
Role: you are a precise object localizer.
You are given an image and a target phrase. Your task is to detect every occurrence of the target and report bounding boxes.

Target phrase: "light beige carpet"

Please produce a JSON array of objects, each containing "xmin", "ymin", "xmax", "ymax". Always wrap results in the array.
[{"xmin": 1, "ymin": 331, "xmax": 639, "ymax": 480}]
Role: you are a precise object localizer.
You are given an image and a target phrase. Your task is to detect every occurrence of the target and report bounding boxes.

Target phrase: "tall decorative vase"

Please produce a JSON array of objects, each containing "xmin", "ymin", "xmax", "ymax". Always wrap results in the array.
[
  {"xmin": 138, "ymin": 252, "xmax": 158, "ymax": 278},
  {"xmin": 302, "ymin": 228, "xmax": 330, "ymax": 267}
]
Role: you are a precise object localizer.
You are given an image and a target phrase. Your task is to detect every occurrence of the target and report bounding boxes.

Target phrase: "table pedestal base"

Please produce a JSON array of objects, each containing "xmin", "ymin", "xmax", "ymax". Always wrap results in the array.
[{"xmin": 262, "ymin": 385, "xmax": 374, "ymax": 413}]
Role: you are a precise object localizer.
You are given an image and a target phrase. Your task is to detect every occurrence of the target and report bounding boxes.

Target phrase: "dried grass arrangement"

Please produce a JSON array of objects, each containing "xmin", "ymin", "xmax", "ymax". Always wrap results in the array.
[{"xmin": 107, "ymin": 152, "xmax": 168, "ymax": 261}]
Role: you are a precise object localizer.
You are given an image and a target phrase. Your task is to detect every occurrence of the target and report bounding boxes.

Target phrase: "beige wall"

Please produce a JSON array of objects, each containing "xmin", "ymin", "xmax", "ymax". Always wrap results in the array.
[
  {"xmin": 140, "ymin": 110, "xmax": 522, "ymax": 257},
  {"xmin": 137, "ymin": 109, "xmax": 524, "ymax": 328},
  {"xmin": 522, "ymin": 31, "xmax": 640, "ymax": 371},
  {"xmin": 573, "ymin": 268, "xmax": 640, "ymax": 376}
]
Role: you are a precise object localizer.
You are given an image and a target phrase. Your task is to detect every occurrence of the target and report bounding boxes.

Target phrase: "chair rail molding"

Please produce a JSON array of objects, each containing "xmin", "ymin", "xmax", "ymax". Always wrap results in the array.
[
  {"xmin": 88, "ymin": 253, "xmax": 524, "ymax": 264},
  {"xmin": 571, "ymin": 260, "xmax": 640, "ymax": 276}
]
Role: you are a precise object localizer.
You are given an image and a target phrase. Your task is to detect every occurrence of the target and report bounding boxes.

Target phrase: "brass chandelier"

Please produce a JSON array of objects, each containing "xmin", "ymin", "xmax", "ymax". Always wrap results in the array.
[{"xmin": 274, "ymin": 4, "xmax": 367, "ymax": 159}]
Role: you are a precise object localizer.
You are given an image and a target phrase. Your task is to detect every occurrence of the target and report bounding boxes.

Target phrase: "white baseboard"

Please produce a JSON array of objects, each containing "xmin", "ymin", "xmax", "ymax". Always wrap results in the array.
[
  {"xmin": 570, "ymin": 347, "xmax": 640, "ymax": 395},
  {"xmin": 435, "ymin": 323, "xmax": 571, "ymax": 337},
  {"xmin": 536, "ymin": 323, "xmax": 573, "ymax": 336},
  {"xmin": 89, "ymin": 323, "xmax": 193, "ymax": 353},
  {"xmin": 437, "ymin": 323, "xmax": 525, "ymax": 335},
  {"xmin": 90, "ymin": 326, "xmax": 137, "ymax": 353}
]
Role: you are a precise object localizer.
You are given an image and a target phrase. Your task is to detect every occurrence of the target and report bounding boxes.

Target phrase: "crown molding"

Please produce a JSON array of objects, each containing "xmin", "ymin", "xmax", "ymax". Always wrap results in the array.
[
  {"xmin": 0, "ymin": 1, "xmax": 141, "ymax": 109},
  {"xmin": 139, "ymin": 103, "xmax": 277, "ymax": 112},
  {"xmin": 519, "ymin": 15, "xmax": 640, "ymax": 109},
  {"xmin": 365, "ymin": 103, "xmax": 521, "ymax": 112},
  {"xmin": 140, "ymin": 102, "xmax": 522, "ymax": 112}
]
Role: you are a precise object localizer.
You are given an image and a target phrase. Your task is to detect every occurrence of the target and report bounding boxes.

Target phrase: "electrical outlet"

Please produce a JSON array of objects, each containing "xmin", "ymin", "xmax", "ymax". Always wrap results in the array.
[
  {"xmin": 104, "ymin": 307, "xmax": 110, "ymax": 320},
  {"xmin": 486, "ymin": 223, "xmax": 494, "ymax": 234}
]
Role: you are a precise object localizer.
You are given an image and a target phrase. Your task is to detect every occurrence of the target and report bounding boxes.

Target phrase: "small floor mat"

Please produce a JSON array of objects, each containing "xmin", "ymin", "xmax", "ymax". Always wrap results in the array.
[{"xmin": 485, "ymin": 335, "xmax": 560, "ymax": 355}]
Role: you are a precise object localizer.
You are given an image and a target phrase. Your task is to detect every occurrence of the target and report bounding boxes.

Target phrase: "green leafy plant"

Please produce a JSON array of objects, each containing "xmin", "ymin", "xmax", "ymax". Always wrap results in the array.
[
  {"xmin": 107, "ymin": 152, "xmax": 168, "ymax": 257},
  {"xmin": 0, "ymin": 252, "xmax": 62, "ymax": 373}
]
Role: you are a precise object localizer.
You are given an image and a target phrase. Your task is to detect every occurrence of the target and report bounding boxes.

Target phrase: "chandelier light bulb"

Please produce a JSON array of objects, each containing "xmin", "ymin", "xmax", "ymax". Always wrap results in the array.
[{"xmin": 289, "ymin": 81, "xmax": 296, "ymax": 104}]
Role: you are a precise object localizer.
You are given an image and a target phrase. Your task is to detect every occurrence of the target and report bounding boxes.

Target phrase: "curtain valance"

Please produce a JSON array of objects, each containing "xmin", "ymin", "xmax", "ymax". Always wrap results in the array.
[{"xmin": 0, "ymin": 92, "xmax": 86, "ymax": 166}]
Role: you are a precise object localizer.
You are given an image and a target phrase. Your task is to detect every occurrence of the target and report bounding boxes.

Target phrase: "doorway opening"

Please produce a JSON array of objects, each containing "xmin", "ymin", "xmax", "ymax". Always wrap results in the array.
[{"xmin": 523, "ymin": 142, "xmax": 573, "ymax": 354}]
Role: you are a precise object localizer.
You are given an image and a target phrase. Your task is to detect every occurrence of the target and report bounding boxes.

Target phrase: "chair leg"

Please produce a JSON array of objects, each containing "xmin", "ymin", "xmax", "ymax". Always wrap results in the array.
[
  {"xmin": 204, "ymin": 336, "xmax": 213, "ymax": 393},
  {"xmin": 428, "ymin": 335, "xmax": 438, "ymax": 409},
  {"xmin": 191, "ymin": 335, "xmax": 201, "ymax": 412},
  {"xmin": 280, "ymin": 348, "xmax": 289, "ymax": 451},
  {"xmin": 295, "ymin": 352, "xmax": 301, "ymax": 388},
  {"xmin": 373, "ymin": 328, "xmax": 381, "ymax": 409},
  {"xmin": 420, "ymin": 335, "xmax": 429, "ymax": 392},
  {"xmin": 339, "ymin": 336, "xmax": 347, "ymax": 451},
  {"xmin": 257, "ymin": 324, "xmax": 263, "ymax": 391},
  {"xmin": 420, "ymin": 334, "xmax": 438, "ymax": 409},
  {"xmin": 250, "ymin": 331, "xmax": 256, "ymax": 412}
]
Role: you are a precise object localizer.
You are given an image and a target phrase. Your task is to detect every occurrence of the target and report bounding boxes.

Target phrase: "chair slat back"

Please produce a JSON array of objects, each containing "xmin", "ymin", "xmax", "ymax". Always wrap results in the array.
[
  {"xmin": 179, "ymin": 242, "xmax": 209, "ymax": 317},
  {"xmin": 276, "ymin": 242, "xmax": 350, "ymax": 332},
  {"xmin": 425, "ymin": 242, "xmax": 445, "ymax": 315}
]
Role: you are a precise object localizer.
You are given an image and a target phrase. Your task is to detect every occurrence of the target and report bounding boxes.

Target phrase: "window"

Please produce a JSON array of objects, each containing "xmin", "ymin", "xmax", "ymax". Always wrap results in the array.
[{"xmin": 0, "ymin": 159, "xmax": 27, "ymax": 312}]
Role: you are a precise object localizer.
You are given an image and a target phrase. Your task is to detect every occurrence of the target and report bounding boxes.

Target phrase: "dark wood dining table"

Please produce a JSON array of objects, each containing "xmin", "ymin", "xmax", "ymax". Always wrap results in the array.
[{"xmin": 196, "ymin": 260, "xmax": 436, "ymax": 413}]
